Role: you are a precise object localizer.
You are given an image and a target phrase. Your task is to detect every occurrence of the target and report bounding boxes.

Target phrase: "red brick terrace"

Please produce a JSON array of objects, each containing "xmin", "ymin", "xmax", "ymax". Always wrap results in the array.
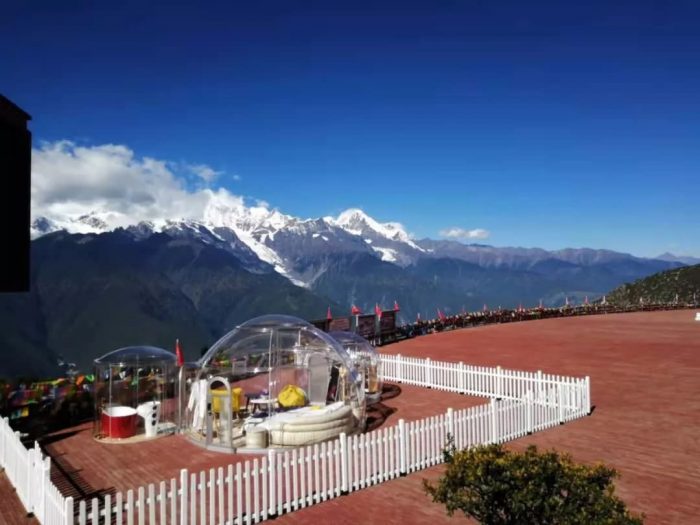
[{"xmin": 2, "ymin": 310, "xmax": 698, "ymax": 524}]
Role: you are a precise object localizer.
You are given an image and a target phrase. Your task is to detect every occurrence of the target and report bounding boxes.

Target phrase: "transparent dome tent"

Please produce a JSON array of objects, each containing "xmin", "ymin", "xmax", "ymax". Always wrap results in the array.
[
  {"xmin": 329, "ymin": 331, "xmax": 383, "ymax": 404},
  {"xmin": 93, "ymin": 346, "xmax": 178, "ymax": 442},
  {"xmin": 187, "ymin": 315, "xmax": 365, "ymax": 452}
]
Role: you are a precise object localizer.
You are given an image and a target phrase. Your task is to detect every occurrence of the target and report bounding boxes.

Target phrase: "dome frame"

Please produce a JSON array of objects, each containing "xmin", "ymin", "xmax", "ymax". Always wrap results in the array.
[{"xmin": 187, "ymin": 315, "xmax": 366, "ymax": 452}]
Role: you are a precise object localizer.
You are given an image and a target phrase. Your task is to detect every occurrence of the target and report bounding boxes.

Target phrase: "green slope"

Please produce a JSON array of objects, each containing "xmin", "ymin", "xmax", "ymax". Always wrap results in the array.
[{"xmin": 607, "ymin": 264, "xmax": 700, "ymax": 305}]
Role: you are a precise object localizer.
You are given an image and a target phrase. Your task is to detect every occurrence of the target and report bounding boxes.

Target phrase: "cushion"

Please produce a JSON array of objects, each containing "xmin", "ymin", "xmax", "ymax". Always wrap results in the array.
[{"xmin": 278, "ymin": 384, "xmax": 307, "ymax": 408}]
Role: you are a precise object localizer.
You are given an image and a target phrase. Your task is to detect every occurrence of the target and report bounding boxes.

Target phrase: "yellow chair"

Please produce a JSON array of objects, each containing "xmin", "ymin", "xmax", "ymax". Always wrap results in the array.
[{"xmin": 210, "ymin": 387, "xmax": 243, "ymax": 418}]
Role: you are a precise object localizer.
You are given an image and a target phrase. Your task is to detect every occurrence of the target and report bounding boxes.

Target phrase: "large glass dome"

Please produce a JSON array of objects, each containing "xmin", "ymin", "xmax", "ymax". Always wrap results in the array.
[
  {"xmin": 187, "ymin": 315, "xmax": 366, "ymax": 452},
  {"xmin": 93, "ymin": 346, "xmax": 178, "ymax": 442},
  {"xmin": 329, "ymin": 331, "xmax": 383, "ymax": 404}
]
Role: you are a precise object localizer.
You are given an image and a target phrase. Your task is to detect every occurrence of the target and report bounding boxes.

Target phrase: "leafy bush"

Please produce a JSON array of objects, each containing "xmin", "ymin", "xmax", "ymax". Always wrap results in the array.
[{"xmin": 424, "ymin": 442, "xmax": 643, "ymax": 524}]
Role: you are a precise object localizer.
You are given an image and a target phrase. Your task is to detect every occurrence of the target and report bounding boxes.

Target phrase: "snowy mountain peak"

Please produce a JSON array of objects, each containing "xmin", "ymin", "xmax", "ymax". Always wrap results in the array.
[
  {"xmin": 201, "ymin": 192, "xmax": 298, "ymax": 238},
  {"xmin": 330, "ymin": 208, "xmax": 423, "ymax": 252}
]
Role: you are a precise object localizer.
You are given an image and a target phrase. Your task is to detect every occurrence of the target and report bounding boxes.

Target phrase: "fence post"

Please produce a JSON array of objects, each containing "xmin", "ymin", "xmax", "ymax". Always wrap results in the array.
[
  {"xmin": 396, "ymin": 354, "xmax": 403, "ymax": 383},
  {"xmin": 398, "ymin": 419, "xmax": 407, "ymax": 475},
  {"xmin": 339, "ymin": 433, "xmax": 349, "ymax": 494},
  {"xmin": 557, "ymin": 382, "xmax": 565, "ymax": 424},
  {"xmin": 446, "ymin": 408, "xmax": 455, "ymax": 447},
  {"xmin": 268, "ymin": 450, "xmax": 277, "ymax": 516},
  {"xmin": 425, "ymin": 358, "xmax": 432, "ymax": 388},
  {"xmin": 526, "ymin": 390, "xmax": 534, "ymax": 435},
  {"xmin": 490, "ymin": 398, "xmax": 498, "ymax": 443},
  {"xmin": 585, "ymin": 376, "xmax": 592, "ymax": 415},
  {"xmin": 536, "ymin": 370, "xmax": 543, "ymax": 402},
  {"xmin": 458, "ymin": 362, "xmax": 465, "ymax": 394},
  {"xmin": 496, "ymin": 366, "xmax": 503, "ymax": 399},
  {"xmin": 26, "ymin": 443, "xmax": 34, "ymax": 516},
  {"xmin": 64, "ymin": 496, "xmax": 74, "ymax": 525},
  {"xmin": 179, "ymin": 468, "xmax": 188, "ymax": 525},
  {"xmin": 0, "ymin": 418, "xmax": 5, "ymax": 470},
  {"xmin": 39, "ymin": 448, "xmax": 48, "ymax": 522}
]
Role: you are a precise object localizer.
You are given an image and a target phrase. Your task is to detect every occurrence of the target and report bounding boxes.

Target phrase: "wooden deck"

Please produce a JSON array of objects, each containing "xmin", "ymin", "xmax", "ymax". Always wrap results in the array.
[{"xmin": 2, "ymin": 309, "xmax": 698, "ymax": 523}]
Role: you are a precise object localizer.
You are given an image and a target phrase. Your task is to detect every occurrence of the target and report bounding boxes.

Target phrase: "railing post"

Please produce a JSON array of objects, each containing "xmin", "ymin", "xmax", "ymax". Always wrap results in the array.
[
  {"xmin": 458, "ymin": 362, "xmax": 465, "ymax": 394},
  {"xmin": 490, "ymin": 398, "xmax": 498, "ymax": 443},
  {"xmin": 396, "ymin": 354, "xmax": 403, "ymax": 383},
  {"xmin": 63, "ymin": 496, "xmax": 74, "ymax": 525},
  {"xmin": 536, "ymin": 370, "xmax": 543, "ymax": 402},
  {"xmin": 268, "ymin": 449, "xmax": 277, "ymax": 516},
  {"xmin": 585, "ymin": 376, "xmax": 592, "ymax": 415},
  {"xmin": 446, "ymin": 408, "xmax": 455, "ymax": 447},
  {"xmin": 526, "ymin": 390, "xmax": 534, "ymax": 435},
  {"xmin": 179, "ymin": 468, "xmax": 188, "ymax": 525},
  {"xmin": 339, "ymin": 432, "xmax": 349, "ymax": 494},
  {"xmin": 0, "ymin": 418, "xmax": 5, "ymax": 470},
  {"xmin": 26, "ymin": 443, "xmax": 34, "ymax": 516},
  {"xmin": 38, "ymin": 447, "xmax": 47, "ymax": 522},
  {"xmin": 496, "ymin": 366, "xmax": 503, "ymax": 399},
  {"xmin": 398, "ymin": 419, "xmax": 407, "ymax": 475},
  {"xmin": 425, "ymin": 358, "xmax": 432, "ymax": 388},
  {"xmin": 557, "ymin": 382, "xmax": 565, "ymax": 424}
]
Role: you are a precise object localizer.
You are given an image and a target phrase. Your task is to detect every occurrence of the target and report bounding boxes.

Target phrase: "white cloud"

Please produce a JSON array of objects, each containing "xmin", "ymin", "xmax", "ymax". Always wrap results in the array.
[
  {"xmin": 439, "ymin": 227, "xmax": 490, "ymax": 240},
  {"xmin": 185, "ymin": 163, "xmax": 223, "ymax": 183},
  {"xmin": 31, "ymin": 140, "xmax": 244, "ymax": 228}
]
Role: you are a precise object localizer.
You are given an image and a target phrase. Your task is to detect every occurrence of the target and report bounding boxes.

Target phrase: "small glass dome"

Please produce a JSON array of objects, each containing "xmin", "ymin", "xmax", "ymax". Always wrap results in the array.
[
  {"xmin": 93, "ymin": 346, "xmax": 178, "ymax": 442},
  {"xmin": 329, "ymin": 331, "xmax": 383, "ymax": 404},
  {"xmin": 187, "ymin": 315, "xmax": 366, "ymax": 451}
]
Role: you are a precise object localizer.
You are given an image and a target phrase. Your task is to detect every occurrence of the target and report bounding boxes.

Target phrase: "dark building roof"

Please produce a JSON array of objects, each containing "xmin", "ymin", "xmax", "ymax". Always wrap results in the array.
[{"xmin": 0, "ymin": 94, "xmax": 32, "ymax": 129}]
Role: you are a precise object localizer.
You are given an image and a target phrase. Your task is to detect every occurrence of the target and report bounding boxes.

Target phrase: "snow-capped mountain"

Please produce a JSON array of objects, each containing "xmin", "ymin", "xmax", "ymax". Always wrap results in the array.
[
  {"xmin": 31, "ymin": 199, "xmax": 429, "ymax": 286},
  {"xmin": 30, "ymin": 197, "xmax": 687, "ymax": 297},
  {"xmin": 325, "ymin": 208, "xmax": 425, "ymax": 266}
]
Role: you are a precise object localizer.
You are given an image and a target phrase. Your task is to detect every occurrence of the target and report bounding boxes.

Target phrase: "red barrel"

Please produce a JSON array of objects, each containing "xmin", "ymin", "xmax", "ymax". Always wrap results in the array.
[{"xmin": 101, "ymin": 406, "xmax": 138, "ymax": 438}]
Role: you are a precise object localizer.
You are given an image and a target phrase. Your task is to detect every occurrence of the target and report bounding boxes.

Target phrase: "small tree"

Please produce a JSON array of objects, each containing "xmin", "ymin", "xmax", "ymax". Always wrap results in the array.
[{"xmin": 424, "ymin": 442, "xmax": 643, "ymax": 524}]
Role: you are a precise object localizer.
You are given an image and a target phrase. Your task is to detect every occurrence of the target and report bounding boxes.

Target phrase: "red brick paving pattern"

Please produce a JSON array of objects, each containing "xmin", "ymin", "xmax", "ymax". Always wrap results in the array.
[
  {"xmin": 275, "ymin": 310, "xmax": 700, "ymax": 525},
  {"xmin": 2, "ymin": 310, "xmax": 698, "ymax": 523},
  {"xmin": 0, "ymin": 472, "xmax": 38, "ymax": 525}
]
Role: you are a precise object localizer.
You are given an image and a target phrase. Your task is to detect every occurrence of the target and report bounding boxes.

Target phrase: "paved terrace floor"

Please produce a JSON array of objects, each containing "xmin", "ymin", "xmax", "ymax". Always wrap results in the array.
[
  {"xmin": 34, "ymin": 382, "xmax": 484, "ymax": 506},
  {"xmin": 275, "ymin": 310, "xmax": 700, "ymax": 525},
  {"xmin": 3, "ymin": 310, "xmax": 698, "ymax": 523}
]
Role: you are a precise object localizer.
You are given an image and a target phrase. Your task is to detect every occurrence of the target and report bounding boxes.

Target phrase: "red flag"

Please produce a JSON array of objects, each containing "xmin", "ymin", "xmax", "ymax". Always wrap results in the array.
[
  {"xmin": 327, "ymin": 306, "xmax": 333, "ymax": 320},
  {"xmin": 175, "ymin": 339, "xmax": 184, "ymax": 367},
  {"xmin": 375, "ymin": 303, "xmax": 382, "ymax": 318},
  {"xmin": 393, "ymin": 300, "xmax": 400, "ymax": 311},
  {"xmin": 437, "ymin": 308, "xmax": 446, "ymax": 321},
  {"xmin": 351, "ymin": 304, "xmax": 362, "ymax": 315}
]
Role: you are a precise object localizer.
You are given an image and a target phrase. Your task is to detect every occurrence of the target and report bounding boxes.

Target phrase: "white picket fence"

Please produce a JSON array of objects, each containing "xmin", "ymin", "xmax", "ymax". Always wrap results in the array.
[
  {"xmin": 379, "ymin": 354, "xmax": 591, "ymax": 418},
  {"xmin": 1, "ymin": 356, "xmax": 590, "ymax": 524},
  {"xmin": 0, "ymin": 417, "xmax": 73, "ymax": 524}
]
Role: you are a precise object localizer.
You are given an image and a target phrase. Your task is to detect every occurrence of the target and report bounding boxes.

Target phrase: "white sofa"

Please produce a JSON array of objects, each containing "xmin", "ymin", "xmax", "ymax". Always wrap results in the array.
[{"xmin": 257, "ymin": 402, "xmax": 354, "ymax": 446}]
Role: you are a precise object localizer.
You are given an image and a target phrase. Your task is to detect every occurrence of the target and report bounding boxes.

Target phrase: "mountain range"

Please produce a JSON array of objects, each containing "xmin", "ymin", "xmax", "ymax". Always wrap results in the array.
[{"xmin": 0, "ymin": 202, "xmax": 687, "ymax": 377}]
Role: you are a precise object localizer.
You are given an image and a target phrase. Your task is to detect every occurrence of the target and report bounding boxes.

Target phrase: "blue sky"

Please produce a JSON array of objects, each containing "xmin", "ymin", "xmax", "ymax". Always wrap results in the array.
[{"xmin": 3, "ymin": 1, "xmax": 699, "ymax": 257}]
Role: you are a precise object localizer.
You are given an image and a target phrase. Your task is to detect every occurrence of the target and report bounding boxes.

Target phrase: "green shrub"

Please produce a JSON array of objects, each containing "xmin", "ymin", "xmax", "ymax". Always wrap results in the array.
[{"xmin": 424, "ymin": 442, "xmax": 643, "ymax": 524}]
